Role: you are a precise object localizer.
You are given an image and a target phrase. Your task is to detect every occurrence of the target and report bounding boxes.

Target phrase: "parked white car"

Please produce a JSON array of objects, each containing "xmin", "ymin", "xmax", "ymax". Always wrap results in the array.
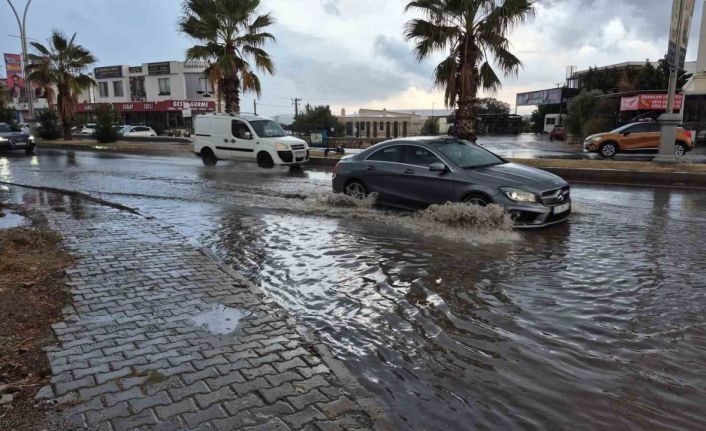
[
  {"xmin": 75, "ymin": 123, "xmax": 97, "ymax": 136},
  {"xmin": 193, "ymin": 113, "xmax": 309, "ymax": 167},
  {"xmin": 119, "ymin": 125, "xmax": 157, "ymax": 137}
]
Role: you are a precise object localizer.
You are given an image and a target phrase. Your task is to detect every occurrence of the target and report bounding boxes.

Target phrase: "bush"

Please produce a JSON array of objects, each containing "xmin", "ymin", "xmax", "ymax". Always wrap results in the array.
[
  {"xmin": 37, "ymin": 111, "xmax": 62, "ymax": 140},
  {"xmin": 567, "ymin": 90, "xmax": 616, "ymax": 139},
  {"xmin": 95, "ymin": 108, "xmax": 120, "ymax": 143},
  {"xmin": 421, "ymin": 118, "xmax": 440, "ymax": 135}
]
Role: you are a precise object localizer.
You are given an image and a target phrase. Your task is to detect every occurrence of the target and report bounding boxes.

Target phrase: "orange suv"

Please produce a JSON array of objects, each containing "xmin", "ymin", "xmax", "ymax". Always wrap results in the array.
[{"xmin": 583, "ymin": 122, "xmax": 694, "ymax": 157}]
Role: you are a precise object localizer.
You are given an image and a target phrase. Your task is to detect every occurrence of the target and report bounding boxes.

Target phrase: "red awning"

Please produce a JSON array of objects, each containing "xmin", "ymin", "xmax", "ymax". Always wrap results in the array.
[{"xmin": 620, "ymin": 94, "xmax": 683, "ymax": 112}]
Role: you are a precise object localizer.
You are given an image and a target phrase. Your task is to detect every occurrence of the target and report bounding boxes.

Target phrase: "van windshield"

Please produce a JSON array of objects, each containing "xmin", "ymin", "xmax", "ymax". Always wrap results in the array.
[{"xmin": 249, "ymin": 120, "xmax": 286, "ymax": 138}]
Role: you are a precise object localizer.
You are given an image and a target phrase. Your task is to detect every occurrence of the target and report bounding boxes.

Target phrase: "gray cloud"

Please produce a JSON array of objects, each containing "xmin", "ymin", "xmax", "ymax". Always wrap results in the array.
[
  {"xmin": 373, "ymin": 34, "xmax": 435, "ymax": 79},
  {"xmin": 322, "ymin": 0, "xmax": 341, "ymax": 16}
]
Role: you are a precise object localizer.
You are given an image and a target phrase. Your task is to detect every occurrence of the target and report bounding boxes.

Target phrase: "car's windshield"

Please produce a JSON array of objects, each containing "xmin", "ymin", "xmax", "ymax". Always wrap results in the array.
[
  {"xmin": 430, "ymin": 140, "xmax": 505, "ymax": 169},
  {"xmin": 249, "ymin": 120, "xmax": 286, "ymax": 138},
  {"xmin": 0, "ymin": 123, "xmax": 11, "ymax": 133}
]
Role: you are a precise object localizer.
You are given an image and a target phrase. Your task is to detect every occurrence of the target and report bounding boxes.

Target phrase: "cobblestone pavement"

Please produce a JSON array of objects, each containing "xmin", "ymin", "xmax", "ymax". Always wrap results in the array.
[{"xmin": 35, "ymin": 197, "xmax": 390, "ymax": 431}]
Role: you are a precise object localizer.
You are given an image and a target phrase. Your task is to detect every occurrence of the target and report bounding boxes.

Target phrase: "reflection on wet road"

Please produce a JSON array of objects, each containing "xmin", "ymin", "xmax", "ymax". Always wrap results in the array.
[{"xmin": 2, "ymin": 149, "xmax": 706, "ymax": 430}]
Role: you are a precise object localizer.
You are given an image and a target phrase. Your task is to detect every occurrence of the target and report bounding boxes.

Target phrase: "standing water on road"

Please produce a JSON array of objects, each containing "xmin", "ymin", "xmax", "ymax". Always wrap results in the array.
[{"xmin": 3, "ymin": 151, "xmax": 706, "ymax": 430}]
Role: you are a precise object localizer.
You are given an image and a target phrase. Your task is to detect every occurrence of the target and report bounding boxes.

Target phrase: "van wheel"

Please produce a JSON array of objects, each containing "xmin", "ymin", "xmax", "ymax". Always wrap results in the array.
[
  {"xmin": 201, "ymin": 148, "xmax": 217, "ymax": 166},
  {"xmin": 674, "ymin": 142, "xmax": 687, "ymax": 157},
  {"xmin": 257, "ymin": 152, "xmax": 274, "ymax": 168},
  {"xmin": 599, "ymin": 142, "xmax": 618, "ymax": 158}
]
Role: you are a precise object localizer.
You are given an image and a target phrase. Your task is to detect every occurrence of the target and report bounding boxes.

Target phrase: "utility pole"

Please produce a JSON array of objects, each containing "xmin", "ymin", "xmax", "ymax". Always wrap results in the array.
[
  {"xmin": 5, "ymin": 0, "xmax": 34, "ymax": 120},
  {"xmin": 253, "ymin": 99, "xmax": 257, "ymax": 115},
  {"xmin": 292, "ymin": 97, "xmax": 301, "ymax": 136}
]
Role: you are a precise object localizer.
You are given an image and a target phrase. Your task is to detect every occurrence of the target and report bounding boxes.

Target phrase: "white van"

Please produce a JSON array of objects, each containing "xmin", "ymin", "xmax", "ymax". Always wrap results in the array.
[
  {"xmin": 543, "ymin": 114, "xmax": 567, "ymax": 134},
  {"xmin": 193, "ymin": 113, "xmax": 309, "ymax": 167}
]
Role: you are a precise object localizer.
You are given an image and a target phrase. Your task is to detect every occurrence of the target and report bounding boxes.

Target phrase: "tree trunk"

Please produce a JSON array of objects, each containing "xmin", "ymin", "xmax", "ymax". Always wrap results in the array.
[
  {"xmin": 455, "ymin": 91, "xmax": 477, "ymax": 142},
  {"xmin": 222, "ymin": 75, "xmax": 241, "ymax": 113},
  {"xmin": 57, "ymin": 90, "xmax": 72, "ymax": 141}
]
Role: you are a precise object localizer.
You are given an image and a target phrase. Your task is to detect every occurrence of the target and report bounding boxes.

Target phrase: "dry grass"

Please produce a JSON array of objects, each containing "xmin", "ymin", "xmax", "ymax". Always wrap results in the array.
[{"xmin": 0, "ymin": 227, "xmax": 73, "ymax": 430}]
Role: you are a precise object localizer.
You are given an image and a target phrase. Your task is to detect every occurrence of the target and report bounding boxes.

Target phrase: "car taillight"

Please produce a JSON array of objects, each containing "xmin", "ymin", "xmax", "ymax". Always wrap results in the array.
[{"xmin": 685, "ymin": 130, "xmax": 692, "ymax": 139}]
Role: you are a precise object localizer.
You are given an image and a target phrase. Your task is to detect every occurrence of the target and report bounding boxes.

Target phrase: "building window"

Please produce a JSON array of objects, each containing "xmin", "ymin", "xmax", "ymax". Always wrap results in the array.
[
  {"xmin": 403, "ymin": 121, "xmax": 408, "ymax": 137},
  {"xmin": 98, "ymin": 82, "xmax": 109, "ymax": 98},
  {"xmin": 113, "ymin": 81, "xmax": 124, "ymax": 97},
  {"xmin": 158, "ymin": 78, "xmax": 171, "ymax": 96}
]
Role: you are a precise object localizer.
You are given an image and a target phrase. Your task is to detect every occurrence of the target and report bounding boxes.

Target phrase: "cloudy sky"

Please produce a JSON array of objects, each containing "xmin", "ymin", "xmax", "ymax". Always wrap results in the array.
[{"xmin": 1, "ymin": 0, "xmax": 704, "ymax": 117}]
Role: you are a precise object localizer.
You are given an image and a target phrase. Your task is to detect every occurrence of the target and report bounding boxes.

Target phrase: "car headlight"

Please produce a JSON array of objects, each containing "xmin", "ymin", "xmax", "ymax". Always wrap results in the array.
[
  {"xmin": 275, "ymin": 143, "xmax": 290, "ymax": 151},
  {"xmin": 28, "ymin": 135, "xmax": 35, "ymax": 143},
  {"xmin": 0, "ymin": 137, "xmax": 7, "ymax": 143},
  {"xmin": 585, "ymin": 136, "xmax": 602, "ymax": 144},
  {"xmin": 501, "ymin": 187, "xmax": 538, "ymax": 203}
]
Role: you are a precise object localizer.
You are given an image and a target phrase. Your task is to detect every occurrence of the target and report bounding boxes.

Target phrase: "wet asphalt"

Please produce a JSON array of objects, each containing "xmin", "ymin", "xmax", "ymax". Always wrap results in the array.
[{"xmin": 2, "ymin": 149, "xmax": 706, "ymax": 430}]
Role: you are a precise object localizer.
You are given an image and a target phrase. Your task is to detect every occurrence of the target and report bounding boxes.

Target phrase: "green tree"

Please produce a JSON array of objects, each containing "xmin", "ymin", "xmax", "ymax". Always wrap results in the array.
[
  {"xmin": 566, "ymin": 90, "xmax": 615, "ymax": 139},
  {"xmin": 530, "ymin": 106, "xmax": 546, "ymax": 133},
  {"xmin": 26, "ymin": 31, "xmax": 96, "ymax": 141},
  {"xmin": 94, "ymin": 106, "xmax": 120, "ymax": 143},
  {"xmin": 179, "ymin": 0, "xmax": 276, "ymax": 113},
  {"xmin": 421, "ymin": 118, "xmax": 440, "ymax": 135},
  {"xmin": 37, "ymin": 110, "xmax": 62, "ymax": 140},
  {"xmin": 404, "ymin": 0, "xmax": 534, "ymax": 142},
  {"xmin": 474, "ymin": 97, "xmax": 510, "ymax": 115},
  {"xmin": 291, "ymin": 104, "xmax": 345, "ymax": 136}
]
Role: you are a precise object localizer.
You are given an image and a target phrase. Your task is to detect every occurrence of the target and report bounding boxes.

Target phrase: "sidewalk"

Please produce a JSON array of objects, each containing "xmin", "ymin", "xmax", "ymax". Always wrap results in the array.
[{"xmin": 29, "ymin": 190, "xmax": 389, "ymax": 430}]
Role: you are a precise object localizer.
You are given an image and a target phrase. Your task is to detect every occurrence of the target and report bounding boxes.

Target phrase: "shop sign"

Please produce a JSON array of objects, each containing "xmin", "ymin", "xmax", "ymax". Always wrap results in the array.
[
  {"xmin": 148, "ymin": 61, "xmax": 171, "ymax": 75},
  {"xmin": 94, "ymin": 66, "xmax": 123, "ymax": 79},
  {"xmin": 620, "ymin": 94, "xmax": 684, "ymax": 111},
  {"xmin": 128, "ymin": 66, "xmax": 143, "ymax": 74}
]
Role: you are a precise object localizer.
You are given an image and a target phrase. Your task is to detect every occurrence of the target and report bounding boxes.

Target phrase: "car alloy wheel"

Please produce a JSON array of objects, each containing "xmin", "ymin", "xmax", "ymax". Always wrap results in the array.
[
  {"xmin": 344, "ymin": 181, "xmax": 367, "ymax": 199},
  {"xmin": 674, "ymin": 143, "xmax": 686, "ymax": 157},
  {"xmin": 463, "ymin": 195, "xmax": 489, "ymax": 206},
  {"xmin": 601, "ymin": 143, "xmax": 617, "ymax": 158}
]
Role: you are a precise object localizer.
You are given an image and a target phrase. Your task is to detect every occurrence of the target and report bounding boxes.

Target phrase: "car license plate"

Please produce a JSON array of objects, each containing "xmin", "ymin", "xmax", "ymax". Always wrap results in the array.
[
  {"xmin": 553, "ymin": 203, "xmax": 571, "ymax": 214},
  {"xmin": 294, "ymin": 150, "xmax": 306, "ymax": 158}
]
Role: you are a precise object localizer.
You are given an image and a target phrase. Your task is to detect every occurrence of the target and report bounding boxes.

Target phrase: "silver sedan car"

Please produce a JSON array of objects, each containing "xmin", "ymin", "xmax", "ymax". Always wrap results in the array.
[{"xmin": 332, "ymin": 137, "xmax": 571, "ymax": 228}]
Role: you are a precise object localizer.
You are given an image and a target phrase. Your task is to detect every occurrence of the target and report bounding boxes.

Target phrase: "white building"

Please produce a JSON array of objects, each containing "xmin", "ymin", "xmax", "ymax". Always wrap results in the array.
[{"xmin": 336, "ymin": 108, "xmax": 452, "ymax": 138}]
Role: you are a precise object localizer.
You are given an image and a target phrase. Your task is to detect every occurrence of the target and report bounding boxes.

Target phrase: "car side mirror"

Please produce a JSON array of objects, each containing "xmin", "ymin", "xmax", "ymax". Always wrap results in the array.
[
  {"xmin": 242, "ymin": 131, "xmax": 252, "ymax": 140},
  {"xmin": 429, "ymin": 162, "xmax": 447, "ymax": 172},
  {"xmin": 622, "ymin": 132, "xmax": 631, "ymax": 136}
]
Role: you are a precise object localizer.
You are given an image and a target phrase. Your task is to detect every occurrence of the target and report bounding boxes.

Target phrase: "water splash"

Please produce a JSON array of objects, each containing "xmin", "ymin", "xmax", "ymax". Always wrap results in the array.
[{"xmin": 189, "ymin": 304, "xmax": 249, "ymax": 335}]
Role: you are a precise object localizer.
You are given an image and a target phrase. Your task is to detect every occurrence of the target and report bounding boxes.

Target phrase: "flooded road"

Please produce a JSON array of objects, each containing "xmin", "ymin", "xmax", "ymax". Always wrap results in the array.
[{"xmin": 2, "ymin": 150, "xmax": 706, "ymax": 430}]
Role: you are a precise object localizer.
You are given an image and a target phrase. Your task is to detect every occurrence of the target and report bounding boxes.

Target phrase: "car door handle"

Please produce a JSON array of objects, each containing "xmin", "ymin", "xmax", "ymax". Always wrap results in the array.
[
  {"xmin": 231, "ymin": 139, "xmax": 236, "ymax": 143},
  {"xmin": 223, "ymin": 139, "xmax": 228, "ymax": 143},
  {"xmin": 367, "ymin": 165, "xmax": 376, "ymax": 171},
  {"xmin": 404, "ymin": 168, "xmax": 415, "ymax": 174}
]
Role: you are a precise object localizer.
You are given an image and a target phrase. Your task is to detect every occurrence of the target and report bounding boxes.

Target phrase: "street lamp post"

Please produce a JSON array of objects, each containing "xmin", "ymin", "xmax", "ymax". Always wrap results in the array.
[{"xmin": 5, "ymin": 0, "xmax": 34, "ymax": 120}]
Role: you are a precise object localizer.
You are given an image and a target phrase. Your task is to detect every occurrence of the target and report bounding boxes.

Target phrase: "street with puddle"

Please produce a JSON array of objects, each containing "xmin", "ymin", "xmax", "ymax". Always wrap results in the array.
[{"xmin": 2, "ymin": 150, "xmax": 705, "ymax": 430}]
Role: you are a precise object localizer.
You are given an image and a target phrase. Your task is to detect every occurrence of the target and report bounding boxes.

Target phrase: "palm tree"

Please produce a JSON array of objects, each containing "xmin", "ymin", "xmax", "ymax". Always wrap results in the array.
[
  {"xmin": 26, "ymin": 31, "xmax": 96, "ymax": 141},
  {"xmin": 405, "ymin": 0, "xmax": 534, "ymax": 141},
  {"xmin": 179, "ymin": 0, "xmax": 276, "ymax": 113}
]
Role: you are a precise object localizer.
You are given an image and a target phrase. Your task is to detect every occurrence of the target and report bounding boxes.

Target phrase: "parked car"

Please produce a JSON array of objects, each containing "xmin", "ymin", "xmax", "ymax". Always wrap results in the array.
[
  {"xmin": 332, "ymin": 137, "xmax": 571, "ymax": 228},
  {"xmin": 583, "ymin": 122, "xmax": 694, "ymax": 157},
  {"xmin": 119, "ymin": 125, "xmax": 158, "ymax": 137},
  {"xmin": 75, "ymin": 123, "xmax": 97, "ymax": 136},
  {"xmin": 0, "ymin": 122, "xmax": 35, "ymax": 154},
  {"xmin": 193, "ymin": 113, "xmax": 309, "ymax": 167},
  {"xmin": 549, "ymin": 125, "xmax": 567, "ymax": 141}
]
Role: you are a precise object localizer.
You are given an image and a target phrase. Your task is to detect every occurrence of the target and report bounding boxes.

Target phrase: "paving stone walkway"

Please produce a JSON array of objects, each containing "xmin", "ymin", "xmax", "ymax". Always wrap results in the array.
[{"xmin": 35, "ymin": 197, "xmax": 389, "ymax": 431}]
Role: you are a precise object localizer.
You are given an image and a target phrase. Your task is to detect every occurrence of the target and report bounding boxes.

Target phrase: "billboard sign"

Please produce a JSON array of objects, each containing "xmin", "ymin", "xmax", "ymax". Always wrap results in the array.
[
  {"xmin": 667, "ymin": 0, "xmax": 696, "ymax": 69},
  {"xmin": 4, "ymin": 53, "xmax": 24, "ymax": 100},
  {"xmin": 620, "ymin": 94, "xmax": 684, "ymax": 111},
  {"xmin": 148, "ymin": 61, "xmax": 171, "ymax": 76},
  {"xmin": 516, "ymin": 88, "xmax": 563, "ymax": 106},
  {"xmin": 94, "ymin": 66, "xmax": 123, "ymax": 79}
]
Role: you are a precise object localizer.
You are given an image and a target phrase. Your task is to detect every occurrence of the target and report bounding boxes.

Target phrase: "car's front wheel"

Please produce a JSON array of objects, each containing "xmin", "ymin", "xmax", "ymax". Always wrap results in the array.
[
  {"xmin": 674, "ymin": 142, "xmax": 688, "ymax": 157},
  {"xmin": 257, "ymin": 151, "xmax": 274, "ymax": 168},
  {"xmin": 600, "ymin": 142, "xmax": 618, "ymax": 158},
  {"xmin": 344, "ymin": 180, "xmax": 367, "ymax": 200},
  {"xmin": 463, "ymin": 193, "xmax": 491, "ymax": 206},
  {"xmin": 25, "ymin": 144, "xmax": 35, "ymax": 155}
]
